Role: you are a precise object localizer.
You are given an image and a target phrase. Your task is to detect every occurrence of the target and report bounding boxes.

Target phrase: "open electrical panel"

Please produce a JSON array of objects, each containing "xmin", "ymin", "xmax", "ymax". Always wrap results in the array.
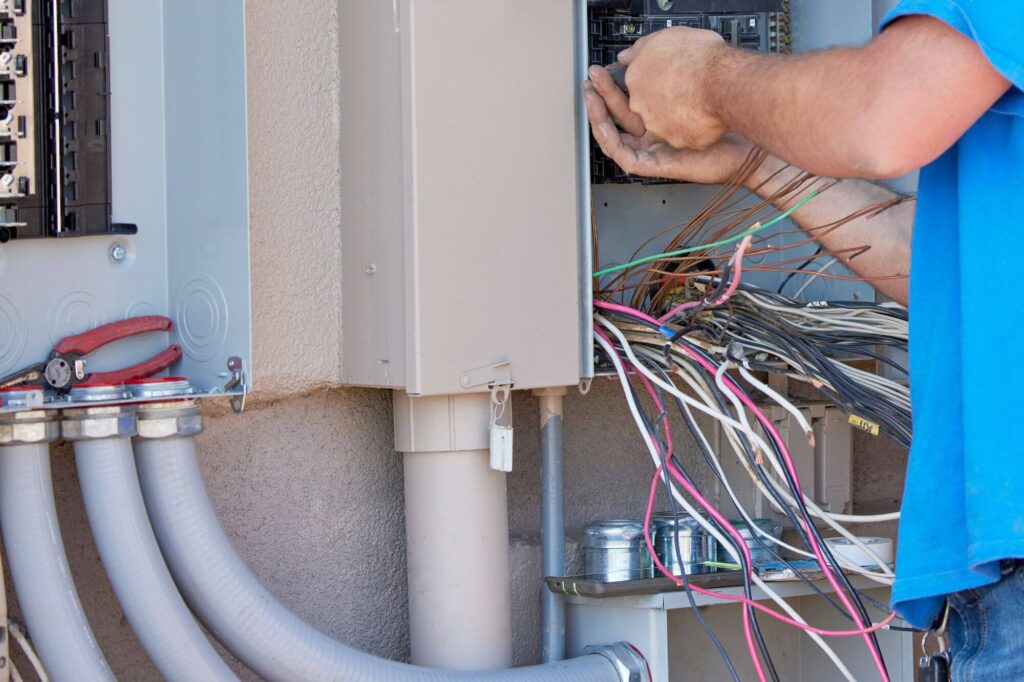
[{"xmin": 0, "ymin": 0, "xmax": 251, "ymax": 408}]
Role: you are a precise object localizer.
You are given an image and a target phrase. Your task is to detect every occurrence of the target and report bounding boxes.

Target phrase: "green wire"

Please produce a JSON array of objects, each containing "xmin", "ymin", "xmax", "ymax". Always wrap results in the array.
[{"xmin": 593, "ymin": 190, "xmax": 819, "ymax": 279}]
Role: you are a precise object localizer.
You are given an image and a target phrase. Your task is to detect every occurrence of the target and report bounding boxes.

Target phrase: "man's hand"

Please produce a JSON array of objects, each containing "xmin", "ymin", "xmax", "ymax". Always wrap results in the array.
[
  {"xmin": 616, "ymin": 27, "xmax": 729, "ymax": 151},
  {"xmin": 584, "ymin": 67, "xmax": 750, "ymax": 185}
]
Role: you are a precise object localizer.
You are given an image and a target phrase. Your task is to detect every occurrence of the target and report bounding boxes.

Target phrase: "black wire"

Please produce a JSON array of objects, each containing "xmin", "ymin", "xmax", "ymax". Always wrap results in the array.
[
  {"xmin": 634, "ymin": 355, "xmax": 781, "ymax": 681},
  {"xmin": 777, "ymin": 247, "xmax": 823, "ymax": 295},
  {"xmin": 602, "ymin": 312, "xmax": 892, "ymax": 676},
  {"xmin": 621, "ymin": 374, "xmax": 744, "ymax": 682}
]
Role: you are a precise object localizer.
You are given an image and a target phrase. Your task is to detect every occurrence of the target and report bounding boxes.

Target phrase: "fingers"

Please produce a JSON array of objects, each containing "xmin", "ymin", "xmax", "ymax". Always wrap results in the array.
[
  {"xmin": 588, "ymin": 65, "xmax": 646, "ymax": 137},
  {"xmin": 616, "ymin": 34, "xmax": 649, "ymax": 65},
  {"xmin": 585, "ymin": 90, "xmax": 654, "ymax": 177}
]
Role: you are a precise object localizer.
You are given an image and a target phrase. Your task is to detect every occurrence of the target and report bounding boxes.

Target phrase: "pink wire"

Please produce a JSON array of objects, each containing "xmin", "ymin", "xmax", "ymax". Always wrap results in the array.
[
  {"xmin": 594, "ymin": 303, "xmax": 891, "ymax": 681},
  {"xmin": 656, "ymin": 235, "xmax": 753, "ymax": 324},
  {"xmin": 632, "ymin": 371, "xmax": 767, "ymax": 682},
  {"xmin": 642, "ymin": 466, "xmax": 898, "ymax": 636}
]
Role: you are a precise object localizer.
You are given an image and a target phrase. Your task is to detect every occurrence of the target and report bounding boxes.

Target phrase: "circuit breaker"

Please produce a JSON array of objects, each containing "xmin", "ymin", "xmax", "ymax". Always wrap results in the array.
[
  {"xmin": 588, "ymin": 0, "xmax": 788, "ymax": 183},
  {"xmin": 0, "ymin": 0, "xmax": 131, "ymax": 242}
]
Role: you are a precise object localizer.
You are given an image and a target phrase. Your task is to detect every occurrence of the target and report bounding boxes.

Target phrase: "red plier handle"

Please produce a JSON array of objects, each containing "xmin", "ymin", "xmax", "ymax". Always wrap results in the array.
[
  {"xmin": 86, "ymin": 346, "xmax": 183, "ymax": 386},
  {"xmin": 53, "ymin": 316, "xmax": 173, "ymax": 357},
  {"xmin": 49, "ymin": 316, "xmax": 181, "ymax": 390}
]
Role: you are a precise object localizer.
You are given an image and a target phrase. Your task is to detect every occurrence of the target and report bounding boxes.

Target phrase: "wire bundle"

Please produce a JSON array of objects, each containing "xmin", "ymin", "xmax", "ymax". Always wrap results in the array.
[
  {"xmin": 595, "ymin": 306, "xmax": 902, "ymax": 682},
  {"xmin": 590, "ymin": 147, "xmax": 915, "ymax": 680}
]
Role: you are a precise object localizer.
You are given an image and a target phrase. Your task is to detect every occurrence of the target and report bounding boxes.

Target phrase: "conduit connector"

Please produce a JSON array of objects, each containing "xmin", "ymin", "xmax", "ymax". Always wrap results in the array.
[
  {"xmin": 136, "ymin": 400, "xmax": 202, "ymax": 440},
  {"xmin": 62, "ymin": 406, "xmax": 138, "ymax": 441},
  {"xmin": 581, "ymin": 643, "xmax": 651, "ymax": 682},
  {"xmin": 0, "ymin": 405, "xmax": 59, "ymax": 445}
]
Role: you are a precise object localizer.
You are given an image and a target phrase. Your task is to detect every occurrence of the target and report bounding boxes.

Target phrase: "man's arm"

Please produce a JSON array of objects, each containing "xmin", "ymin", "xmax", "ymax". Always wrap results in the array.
[
  {"xmin": 745, "ymin": 160, "xmax": 912, "ymax": 305},
  {"xmin": 617, "ymin": 15, "xmax": 1011, "ymax": 179},
  {"xmin": 583, "ymin": 81, "xmax": 912, "ymax": 304}
]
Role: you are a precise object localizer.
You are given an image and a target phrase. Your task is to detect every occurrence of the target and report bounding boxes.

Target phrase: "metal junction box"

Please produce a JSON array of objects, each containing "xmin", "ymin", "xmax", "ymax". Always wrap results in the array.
[
  {"xmin": 339, "ymin": 0, "xmax": 584, "ymax": 397},
  {"xmin": 0, "ymin": 0, "xmax": 251, "ymax": 397}
]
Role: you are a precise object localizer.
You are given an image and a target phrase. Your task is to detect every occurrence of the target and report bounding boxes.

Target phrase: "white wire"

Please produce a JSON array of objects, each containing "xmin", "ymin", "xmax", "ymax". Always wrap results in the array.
[
  {"xmin": 614, "ymin": 319, "xmax": 897, "ymax": 576},
  {"xmin": 707, "ymin": 353, "xmax": 896, "ymax": 575},
  {"xmin": 8, "ymin": 620, "xmax": 49, "ymax": 682},
  {"xmin": 10, "ymin": 661, "xmax": 23, "ymax": 682},
  {"xmin": 658, "ymin": 355, "xmax": 894, "ymax": 582},
  {"xmin": 595, "ymin": 330, "xmax": 858, "ymax": 682},
  {"xmin": 792, "ymin": 257, "xmax": 838, "ymax": 300},
  {"xmin": 640, "ymin": 333, "xmax": 902, "ymax": 528}
]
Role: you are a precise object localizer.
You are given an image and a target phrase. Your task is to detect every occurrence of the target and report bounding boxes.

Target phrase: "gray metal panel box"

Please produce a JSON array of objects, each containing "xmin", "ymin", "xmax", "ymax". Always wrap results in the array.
[
  {"xmin": 340, "ymin": 0, "xmax": 583, "ymax": 396},
  {"xmin": 0, "ymin": 0, "xmax": 251, "ymax": 393}
]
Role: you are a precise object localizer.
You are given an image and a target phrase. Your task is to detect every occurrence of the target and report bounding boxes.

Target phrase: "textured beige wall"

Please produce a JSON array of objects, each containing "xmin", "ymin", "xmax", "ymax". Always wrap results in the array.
[{"xmin": 247, "ymin": 0, "xmax": 344, "ymax": 397}]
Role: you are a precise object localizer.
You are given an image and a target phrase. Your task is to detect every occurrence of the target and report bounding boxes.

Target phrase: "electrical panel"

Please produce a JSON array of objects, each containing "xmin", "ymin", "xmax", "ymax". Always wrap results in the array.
[
  {"xmin": 0, "ymin": 0, "xmax": 131, "ymax": 243},
  {"xmin": 588, "ymin": 0, "xmax": 789, "ymax": 184},
  {"xmin": 0, "ymin": 0, "xmax": 251, "ymax": 404}
]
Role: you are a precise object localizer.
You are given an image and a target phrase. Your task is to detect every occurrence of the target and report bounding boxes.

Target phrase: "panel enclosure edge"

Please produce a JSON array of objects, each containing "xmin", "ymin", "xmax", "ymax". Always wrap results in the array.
[{"xmin": 341, "ymin": 0, "xmax": 583, "ymax": 396}]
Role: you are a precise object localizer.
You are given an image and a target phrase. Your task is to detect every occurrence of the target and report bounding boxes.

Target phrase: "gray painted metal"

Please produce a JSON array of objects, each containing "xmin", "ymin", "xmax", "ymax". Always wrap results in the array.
[
  {"xmin": 575, "ymin": 0, "xmax": 595, "ymax": 380},
  {"xmin": 0, "ymin": 0, "xmax": 251, "ymax": 395},
  {"xmin": 541, "ymin": 414, "xmax": 567, "ymax": 662},
  {"xmin": 339, "ymin": 0, "xmax": 581, "ymax": 395}
]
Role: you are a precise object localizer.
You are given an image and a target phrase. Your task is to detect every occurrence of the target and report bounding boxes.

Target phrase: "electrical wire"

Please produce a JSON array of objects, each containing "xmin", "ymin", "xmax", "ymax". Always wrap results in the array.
[
  {"xmin": 9, "ymin": 619, "xmax": 49, "ymax": 682},
  {"xmin": 596, "ymin": 330, "xmax": 862, "ymax": 682},
  {"xmin": 594, "ymin": 192, "xmax": 818, "ymax": 278},
  {"xmin": 597, "ymin": 312, "xmax": 892, "ymax": 681}
]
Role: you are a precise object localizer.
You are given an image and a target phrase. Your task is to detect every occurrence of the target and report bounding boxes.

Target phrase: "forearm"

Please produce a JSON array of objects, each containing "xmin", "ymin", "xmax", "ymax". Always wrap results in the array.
[
  {"xmin": 745, "ymin": 156, "xmax": 912, "ymax": 305},
  {"xmin": 710, "ymin": 45, "xmax": 898, "ymax": 178},
  {"xmin": 707, "ymin": 16, "xmax": 1009, "ymax": 180}
]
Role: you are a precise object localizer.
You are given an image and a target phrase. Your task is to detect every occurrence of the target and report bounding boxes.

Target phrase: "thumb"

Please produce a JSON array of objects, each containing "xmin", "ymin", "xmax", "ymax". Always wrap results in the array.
[{"xmin": 617, "ymin": 47, "xmax": 635, "ymax": 64}]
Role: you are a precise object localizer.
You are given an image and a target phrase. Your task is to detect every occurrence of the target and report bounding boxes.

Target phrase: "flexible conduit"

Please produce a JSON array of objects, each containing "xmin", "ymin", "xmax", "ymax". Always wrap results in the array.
[
  {"xmin": 74, "ymin": 436, "xmax": 238, "ymax": 682},
  {"xmin": 135, "ymin": 435, "xmax": 620, "ymax": 682},
  {"xmin": 0, "ymin": 443, "xmax": 114, "ymax": 682}
]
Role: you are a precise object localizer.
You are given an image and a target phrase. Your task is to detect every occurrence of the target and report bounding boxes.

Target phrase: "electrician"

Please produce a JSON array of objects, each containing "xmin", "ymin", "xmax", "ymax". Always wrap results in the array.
[{"xmin": 585, "ymin": 3, "xmax": 1024, "ymax": 679}]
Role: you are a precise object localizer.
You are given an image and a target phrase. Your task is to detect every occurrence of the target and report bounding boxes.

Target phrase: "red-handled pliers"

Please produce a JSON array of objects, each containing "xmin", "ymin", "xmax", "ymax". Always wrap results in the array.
[{"xmin": 0, "ymin": 316, "xmax": 182, "ymax": 392}]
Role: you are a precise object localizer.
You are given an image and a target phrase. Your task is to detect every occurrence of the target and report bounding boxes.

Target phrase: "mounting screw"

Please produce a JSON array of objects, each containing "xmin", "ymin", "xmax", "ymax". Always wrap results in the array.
[
  {"xmin": 109, "ymin": 243, "xmax": 127, "ymax": 263},
  {"xmin": 365, "ymin": 263, "xmax": 377, "ymax": 276}
]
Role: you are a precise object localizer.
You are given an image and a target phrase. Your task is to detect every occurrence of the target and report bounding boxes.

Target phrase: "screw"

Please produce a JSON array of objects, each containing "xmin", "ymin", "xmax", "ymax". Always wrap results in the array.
[
  {"xmin": 109, "ymin": 244, "xmax": 127, "ymax": 263},
  {"xmin": 365, "ymin": 263, "xmax": 377, "ymax": 276}
]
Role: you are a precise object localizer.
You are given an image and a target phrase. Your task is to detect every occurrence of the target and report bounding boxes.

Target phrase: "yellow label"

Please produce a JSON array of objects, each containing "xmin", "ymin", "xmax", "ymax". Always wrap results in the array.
[{"xmin": 848, "ymin": 414, "xmax": 880, "ymax": 436}]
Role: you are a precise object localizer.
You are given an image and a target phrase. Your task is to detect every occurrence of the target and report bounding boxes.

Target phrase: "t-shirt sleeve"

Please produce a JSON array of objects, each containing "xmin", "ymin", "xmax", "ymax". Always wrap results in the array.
[{"xmin": 881, "ymin": 0, "xmax": 1024, "ymax": 92}]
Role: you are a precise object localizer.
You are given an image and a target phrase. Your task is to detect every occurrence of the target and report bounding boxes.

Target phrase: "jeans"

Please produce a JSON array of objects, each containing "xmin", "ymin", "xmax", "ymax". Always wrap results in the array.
[{"xmin": 948, "ymin": 562, "xmax": 1024, "ymax": 681}]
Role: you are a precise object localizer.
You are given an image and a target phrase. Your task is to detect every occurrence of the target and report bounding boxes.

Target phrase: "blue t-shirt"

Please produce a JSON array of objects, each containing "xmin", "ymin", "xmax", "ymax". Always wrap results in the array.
[{"xmin": 880, "ymin": 1, "xmax": 1024, "ymax": 628}]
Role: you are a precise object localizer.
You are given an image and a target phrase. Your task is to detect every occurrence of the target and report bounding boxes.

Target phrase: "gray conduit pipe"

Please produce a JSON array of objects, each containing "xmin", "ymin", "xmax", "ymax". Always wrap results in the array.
[
  {"xmin": 135, "ymin": 434, "xmax": 635, "ymax": 682},
  {"xmin": 0, "ymin": 441, "xmax": 114, "ymax": 682},
  {"xmin": 535, "ymin": 388, "xmax": 567, "ymax": 663},
  {"xmin": 72, "ymin": 431, "xmax": 239, "ymax": 682}
]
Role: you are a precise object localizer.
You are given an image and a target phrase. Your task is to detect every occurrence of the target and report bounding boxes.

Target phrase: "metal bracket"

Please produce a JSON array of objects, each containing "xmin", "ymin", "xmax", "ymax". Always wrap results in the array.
[
  {"xmin": 459, "ymin": 360, "xmax": 513, "ymax": 391},
  {"xmin": 221, "ymin": 356, "xmax": 247, "ymax": 415}
]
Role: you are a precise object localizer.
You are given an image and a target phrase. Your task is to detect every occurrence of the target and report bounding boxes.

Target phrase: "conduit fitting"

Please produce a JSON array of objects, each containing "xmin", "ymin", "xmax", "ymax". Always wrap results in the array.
[
  {"xmin": 0, "ymin": 405, "xmax": 59, "ymax": 445},
  {"xmin": 581, "ymin": 643, "xmax": 651, "ymax": 682},
  {"xmin": 62, "ymin": 406, "xmax": 138, "ymax": 441},
  {"xmin": 136, "ymin": 400, "xmax": 202, "ymax": 440}
]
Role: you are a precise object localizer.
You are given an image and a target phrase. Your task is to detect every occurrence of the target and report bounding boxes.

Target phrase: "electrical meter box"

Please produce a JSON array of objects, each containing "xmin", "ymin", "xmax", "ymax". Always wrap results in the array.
[
  {"xmin": 0, "ymin": 0, "xmax": 251, "ymax": 399},
  {"xmin": 338, "ymin": 0, "xmax": 880, "ymax": 398}
]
